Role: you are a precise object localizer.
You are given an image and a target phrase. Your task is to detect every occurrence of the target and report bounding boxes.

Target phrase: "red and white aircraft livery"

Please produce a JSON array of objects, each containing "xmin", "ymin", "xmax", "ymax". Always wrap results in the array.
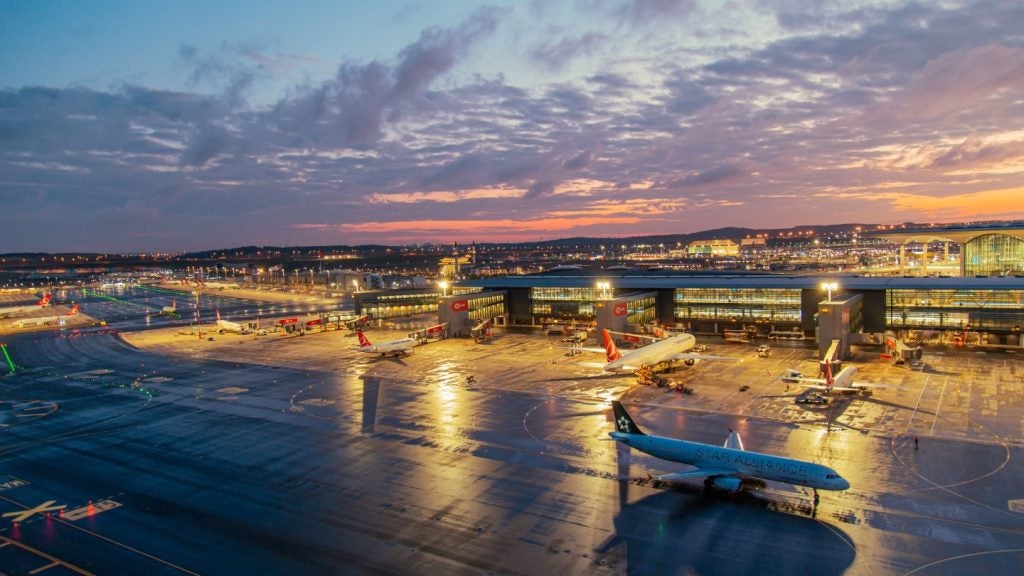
[
  {"xmin": 0, "ymin": 293, "xmax": 51, "ymax": 318},
  {"xmin": 12, "ymin": 304, "xmax": 78, "ymax": 328},
  {"xmin": 601, "ymin": 329, "xmax": 735, "ymax": 373},
  {"xmin": 781, "ymin": 361, "xmax": 883, "ymax": 394},
  {"xmin": 354, "ymin": 330, "xmax": 417, "ymax": 358}
]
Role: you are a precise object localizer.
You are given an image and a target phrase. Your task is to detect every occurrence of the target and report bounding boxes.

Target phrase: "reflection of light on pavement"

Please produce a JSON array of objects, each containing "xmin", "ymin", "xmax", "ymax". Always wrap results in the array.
[{"xmin": 432, "ymin": 361, "xmax": 462, "ymax": 436}]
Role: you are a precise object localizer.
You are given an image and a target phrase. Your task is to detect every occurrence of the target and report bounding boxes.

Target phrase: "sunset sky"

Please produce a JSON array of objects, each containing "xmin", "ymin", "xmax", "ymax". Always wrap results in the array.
[{"xmin": 2, "ymin": 0, "xmax": 1023, "ymax": 252}]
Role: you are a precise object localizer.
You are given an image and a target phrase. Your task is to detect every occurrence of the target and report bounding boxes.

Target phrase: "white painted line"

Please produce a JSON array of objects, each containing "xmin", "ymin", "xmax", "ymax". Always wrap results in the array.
[
  {"xmin": 931, "ymin": 375, "xmax": 949, "ymax": 436},
  {"xmin": 2, "ymin": 500, "xmax": 66, "ymax": 523},
  {"xmin": 29, "ymin": 560, "xmax": 59, "ymax": 574},
  {"xmin": 906, "ymin": 374, "xmax": 930, "ymax": 433}
]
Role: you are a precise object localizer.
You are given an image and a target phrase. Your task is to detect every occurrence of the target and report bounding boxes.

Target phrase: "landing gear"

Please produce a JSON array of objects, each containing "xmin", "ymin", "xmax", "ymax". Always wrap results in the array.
[{"xmin": 812, "ymin": 489, "xmax": 820, "ymax": 507}]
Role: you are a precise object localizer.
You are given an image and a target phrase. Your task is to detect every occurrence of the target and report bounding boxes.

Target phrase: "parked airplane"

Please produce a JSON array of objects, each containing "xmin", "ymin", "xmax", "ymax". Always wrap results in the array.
[
  {"xmin": 0, "ymin": 293, "xmax": 51, "ymax": 318},
  {"xmin": 781, "ymin": 362, "xmax": 880, "ymax": 394},
  {"xmin": 158, "ymin": 299, "xmax": 177, "ymax": 315},
  {"xmin": 12, "ymin": 305, "xmax": 79, "ymax": 328},
  {"xmin": 609, "ymin": 401, "xmax": 850, "ymax": 496},
  {"xmin": 601, "ymin": 329, "xmax": 735, "ymax": 372},
  {"xmin": 355, "ymin": 330, "xmax": 417, "ymax": 357},
  {"xmin": 215, "ymin": 309, "xmax": 249, "ymax": 334}
]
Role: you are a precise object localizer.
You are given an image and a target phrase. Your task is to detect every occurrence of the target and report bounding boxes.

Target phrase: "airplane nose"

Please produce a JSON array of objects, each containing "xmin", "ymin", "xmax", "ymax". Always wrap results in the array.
[{"xmin": 838, "ymin": 478, "xmax": 850, "ymax": 490}]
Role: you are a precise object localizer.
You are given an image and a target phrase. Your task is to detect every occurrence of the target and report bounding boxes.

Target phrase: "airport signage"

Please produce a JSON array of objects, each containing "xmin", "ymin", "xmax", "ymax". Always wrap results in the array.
[
  {"xmin": 613, "ymin": 303, "xmax": 628, "ymax": 317},
  {"xmin": 451, "ymin": 299, "xmax": 469, "ymax": 312},
  {"xmin": 277, "ymin": 318, "xmax": 298, "ymax": 325},
  {"xmin": 427, "ymin": 324, "xmax": 446, "ymax": 335}
]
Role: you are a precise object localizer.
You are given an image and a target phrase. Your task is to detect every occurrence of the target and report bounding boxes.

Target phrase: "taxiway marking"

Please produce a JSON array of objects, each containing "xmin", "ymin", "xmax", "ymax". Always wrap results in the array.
[
  {"xmin": 63, "ymin": 499, "xmax": 122, "ymax": 521},
  {"xmin": 3, "ymin": 500, "xmax": 66, "ymax": 523}
]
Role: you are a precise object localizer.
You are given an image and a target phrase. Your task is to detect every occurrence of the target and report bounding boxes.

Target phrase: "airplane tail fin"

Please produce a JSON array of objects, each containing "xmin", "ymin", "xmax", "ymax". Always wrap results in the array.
[
  {"xmin": 602, "ymin": 330, "xmax": 622, "ymax": 362},
  {"xmin": 68, "ymin": 305, "xmax": 79, "ymax": 315},
  {"xmin": 611, "ymin": 401, "xmax": 645, "ymax": 435},
  {"xmin": 824, "ymin": 361, "xmax": 834, "ymax": 389},
  {"xmin": 356, "ymin": 330, "xmax": 372, "ymax": 348},
  {"xmin": 39, "ymin": 293, "xmax": 51, "ymax": 306},
  {"xmin": 216, "ymin": 309, "xmax": 222, "ymax": 322},
  {"xmin": 723, "ymin": 429, "xmax": 744, "ymax": 451}
]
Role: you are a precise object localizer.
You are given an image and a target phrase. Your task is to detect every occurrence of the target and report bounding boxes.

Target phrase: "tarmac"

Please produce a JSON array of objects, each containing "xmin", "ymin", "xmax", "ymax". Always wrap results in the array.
[{"xmin": 0, "ymin": 284, "xmax": 1021, "ymax": 575}]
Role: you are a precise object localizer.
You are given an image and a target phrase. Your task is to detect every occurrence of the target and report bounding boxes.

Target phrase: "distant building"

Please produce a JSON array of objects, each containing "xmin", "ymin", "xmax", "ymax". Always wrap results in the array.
[
  {"xmin": 869, "ymin": 224, "xmax": 1024, "ymax": 276},
  {"xmin": 740, "ymin": 237, "xmax": 767, "ymax": 251},
  {"xmin": 687, "ymin": 239, "xmax": 739, "ymax": 257}
]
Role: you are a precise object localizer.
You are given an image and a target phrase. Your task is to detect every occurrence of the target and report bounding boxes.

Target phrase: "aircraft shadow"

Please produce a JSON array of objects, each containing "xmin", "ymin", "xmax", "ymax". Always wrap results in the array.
[
  {"xmin": 599, "ymin": 443, "xmax": 856, "ymax": 575},
  {"xmin": 597, "ymin": 483, "xmax": 856, "ymax": 575}
]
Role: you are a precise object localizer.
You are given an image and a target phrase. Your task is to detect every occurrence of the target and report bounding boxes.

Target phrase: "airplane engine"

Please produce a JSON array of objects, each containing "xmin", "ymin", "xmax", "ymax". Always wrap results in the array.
[
  {"xmin": 685, "ymin": 358, "xmax": 696, "ymax": 366},
  {"xmin": 711, "ymin": 477, "xmax": 742, "ymax": 492}
]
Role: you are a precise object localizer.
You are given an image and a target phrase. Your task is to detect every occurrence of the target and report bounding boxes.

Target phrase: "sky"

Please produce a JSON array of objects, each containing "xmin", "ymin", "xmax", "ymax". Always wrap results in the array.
[{"xmin": 2, "ymin": 0, "xmax": 1024, "ymax": 253}]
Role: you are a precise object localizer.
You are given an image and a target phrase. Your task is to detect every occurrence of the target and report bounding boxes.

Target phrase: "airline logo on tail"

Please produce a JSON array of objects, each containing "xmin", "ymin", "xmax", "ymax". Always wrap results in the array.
[
  {"xmin": 602, "ymin": 329, "xmax": 623, "ymax": 362},
  {"xmin": 39, "ymin": 294, "xmax": 52, "ymax": 306},
  {"xmin": 68, "ymin": 305, "xmax": 79, "ymax": 315},
  {"xmin": 356, "ymin": 331, "xmax": 372, "ymax": 348}
]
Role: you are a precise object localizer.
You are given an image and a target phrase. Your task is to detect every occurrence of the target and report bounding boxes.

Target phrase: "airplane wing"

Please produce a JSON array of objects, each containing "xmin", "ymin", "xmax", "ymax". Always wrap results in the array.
[
  {"xmin": 665, "ymin": 352, "xmax": 738, "ymax": 362},
  {"xmin": 654, "ymin": 467, "xmax": 738, "ymax": 482},
  {"xmin": 803, "ymin": 382, "xmax": 885, "ymax": 391},
  {"xmin": 791, "ymin": 372, "xmax": 886, "ymax": 390}
]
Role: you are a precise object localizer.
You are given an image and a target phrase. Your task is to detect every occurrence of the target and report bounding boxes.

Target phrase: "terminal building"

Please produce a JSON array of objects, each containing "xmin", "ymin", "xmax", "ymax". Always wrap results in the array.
[
  {"xmin": 870, "ymin": 223, "xmax": 1024, "ymax": 277},
  {"xmin": 353, "ymin": 223, "xmax": 1024, "ymax": 356}
]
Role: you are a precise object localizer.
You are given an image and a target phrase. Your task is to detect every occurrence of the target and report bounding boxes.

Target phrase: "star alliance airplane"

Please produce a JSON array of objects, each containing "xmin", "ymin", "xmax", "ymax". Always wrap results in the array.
[{"xmin": 609, "ymin": 401, "xmax": 849, "ymax": 497}]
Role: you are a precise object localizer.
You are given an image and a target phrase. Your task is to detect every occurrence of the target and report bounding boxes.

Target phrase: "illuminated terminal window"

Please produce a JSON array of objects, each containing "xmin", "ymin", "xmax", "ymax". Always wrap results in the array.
[
  {"xmin": 886, "ymin": 288, "xmax": 1024, "ymax": 331},
  {"xmin": 466, "ymin": 294, "xmax": 505, "ymax": 322},
  {"xmin": 673, "ymin": 288, "xmax": 802, "ymax": 323},
  {"xmin": 531, "ymin": 287, "xmax": 598, "ymax": 319},
  {"xmin": 964, "ymin": 234, "xmax": 1024, "ymax": 276},
  {"xmin": 625, "ymin": 295, "xmax": 656, "ymax": 327}
]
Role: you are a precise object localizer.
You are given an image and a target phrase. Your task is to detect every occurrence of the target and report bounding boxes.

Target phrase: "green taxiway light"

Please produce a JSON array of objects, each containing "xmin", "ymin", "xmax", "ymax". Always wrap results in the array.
[{"xmin": 1, "ymin": 344, "xmax": 17, "ymax": 373}]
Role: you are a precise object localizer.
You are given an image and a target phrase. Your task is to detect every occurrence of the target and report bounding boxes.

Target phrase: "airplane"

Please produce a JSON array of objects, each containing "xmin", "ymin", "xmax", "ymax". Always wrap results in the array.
[
  {"xmin": 600, "ymin": 329, "xmax": 735, "ymax": 373},
  {"xmin": 215, "ymin": 309, "xmax": 249, "ymax": 334},
  {"xmin": 12, "ymin": 304, "xmax": 79, "ymax": 328},
  {"xmin": 354, "ymin": 330, "xmax": 417, "ymax": 358},
  {"xmin": 780, "ymin": 362, "xmax": 881, "ymax": 394},
  {"xmin": 157, "ymin": 299, "xmax": 177, "ymax": 315},
  {"xmin": 609, "ymin": 401, "xmax": 850, "ymax": 497},
  {"xmin": 779, "ymin": 338, "xmax": 882, "ymax": 394},
  {"xmin": 0, "ymin": 293, "xmax": 51, "ymax": 318}
]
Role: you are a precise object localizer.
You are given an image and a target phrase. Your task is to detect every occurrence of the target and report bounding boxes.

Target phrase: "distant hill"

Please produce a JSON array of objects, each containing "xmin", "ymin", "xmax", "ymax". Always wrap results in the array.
[{"xmin": 5, "ymin": 221, "xmax": 1021, "ymax": 259}]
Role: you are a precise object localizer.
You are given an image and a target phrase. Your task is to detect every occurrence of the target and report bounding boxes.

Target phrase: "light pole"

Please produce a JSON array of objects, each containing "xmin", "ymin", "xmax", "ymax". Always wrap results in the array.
[
  {"xmin": 821, "ymin": 281, "xmax": 838, "ymax": 301},
  {"xmin": 596, "ymin": 281, "xmax": 611, "ymax": 300},
  {"xmin": 439, "ymin": 280, "xmax": 449, "ymax": 297}
]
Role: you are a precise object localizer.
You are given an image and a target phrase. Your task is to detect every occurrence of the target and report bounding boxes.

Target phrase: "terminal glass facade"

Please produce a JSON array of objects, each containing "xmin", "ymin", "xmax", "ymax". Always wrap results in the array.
[
  {"xmin": 467, "ymin": 293, "xmax": 505, "ymax": 323},
  {"xmin": 673, "ymin": 288, "xmax": 802, "ymax": 324},
  {"xmin": 964, "ymin": 234, "xmax": 1024, "ymax": 276},
  {"xmin": 624, "ymin": 294, "xmax": 657, "ymax": 327},
  {"xmin": 361, "ymin": 292, "xmax": 440, "ymax": 319},
  {"xmin": 530, "ymin": 287, "xmax": 597, "ymax": 319},
  {"xmin": 886, "ymin": 289, "xmax": 1024, "ymax": 332}
]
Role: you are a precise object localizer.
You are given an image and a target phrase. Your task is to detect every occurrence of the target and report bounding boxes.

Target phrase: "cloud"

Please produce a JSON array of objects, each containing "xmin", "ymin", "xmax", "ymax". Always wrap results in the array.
[
  {"xmin": 4, "ymin": 1, "xmax": 1024, "ymax": 252},
  {"xmin": 529, "ymin": 32, "xmax": 607, "ymax": 71}
]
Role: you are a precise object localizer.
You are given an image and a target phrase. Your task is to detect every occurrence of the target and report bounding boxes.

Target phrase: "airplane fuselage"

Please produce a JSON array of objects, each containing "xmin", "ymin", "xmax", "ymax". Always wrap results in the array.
[
  {"xmin": 605, "ymin": 333, "xmax": 696, "ymax": 372},
  {"xmin": 610, "ymin": 431, "xmax": 850, "ymax": 491},
  {"xmin": 217, "ymin": 320, "xmax": 247, "ymax": 334},
  {"xmin": 358, "ymin": 339, "xmax": 415, "ymax": 357}
]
